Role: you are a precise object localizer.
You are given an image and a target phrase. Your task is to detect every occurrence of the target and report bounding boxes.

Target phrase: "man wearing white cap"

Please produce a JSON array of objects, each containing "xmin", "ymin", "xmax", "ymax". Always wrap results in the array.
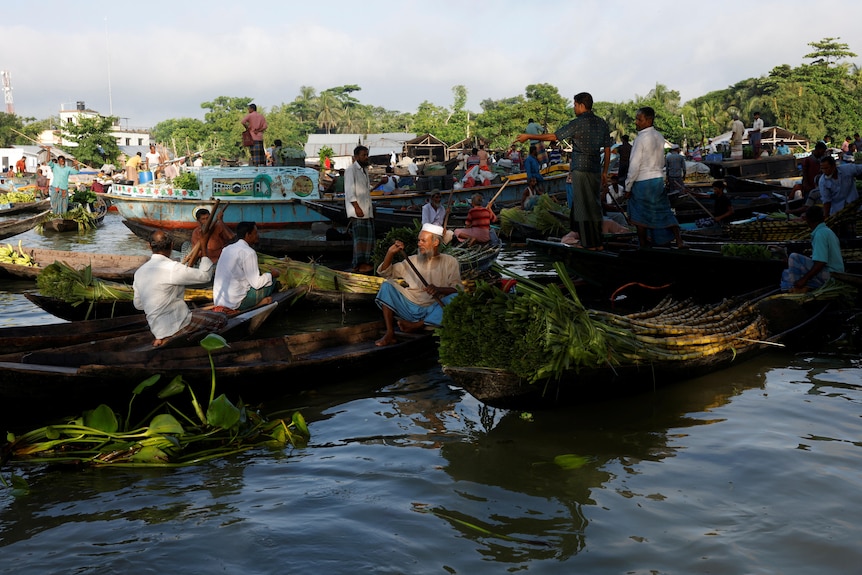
[{"xmin": 374, "ymin": 222, "xmax": 462, "ymax": 347}]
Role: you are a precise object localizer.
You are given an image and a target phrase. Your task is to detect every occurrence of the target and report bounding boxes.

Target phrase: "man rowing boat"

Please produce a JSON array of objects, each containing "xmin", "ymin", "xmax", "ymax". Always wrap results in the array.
[{"xmin": 374, "ymin": 223, "xmax": 461, "ymax": 347}]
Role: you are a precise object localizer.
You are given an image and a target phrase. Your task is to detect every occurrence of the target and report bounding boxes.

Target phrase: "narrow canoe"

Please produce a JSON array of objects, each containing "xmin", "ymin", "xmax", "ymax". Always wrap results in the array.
[
  {"xmin": 0, "ymin": 247, "xmax": 150, "ymax": 281},
  {"xmin": 0, "ymin": 211, "xmax": 50, "ymax": 241},
  {"xmin": 0, "ymin": 319, "xmax": 435, "ymax": 414}
]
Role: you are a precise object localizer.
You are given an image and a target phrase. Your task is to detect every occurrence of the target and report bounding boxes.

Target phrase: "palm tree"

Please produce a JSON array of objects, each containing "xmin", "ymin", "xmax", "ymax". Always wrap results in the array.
[{"xmin": 316, "ymin": 91, "xmax": 342, "ymax": 135}]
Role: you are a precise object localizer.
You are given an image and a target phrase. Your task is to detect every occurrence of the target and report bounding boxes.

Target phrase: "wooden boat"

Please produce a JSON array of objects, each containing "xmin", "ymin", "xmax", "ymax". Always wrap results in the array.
[
  {"xmin": 122, "ymin": 219, "xmax": 353, "ymax": 260},
  {"xmin": 24, "ymin": 293, "xmax": 142, "ymax": 321},
  {"xmin": 442, "ymin": 290, "xmax": 831, "ymax": 409},
  {"xmin": 0, "ymin": 247, "xmax": 150, "ymax": 281},
  {"xmin": 309, "ymin": 169, "xmax": 571, "ymax": 217},
  {"xmin": 0, "ymin": 314, "xmax": 149, "ymax": 354},
  {"xmin": 24, "ymin": 283, "xmax": 302, "ymax": 322},
  {"xmin": 525, "ymin": 238, "xmax": 788, "ymax": 302},
  {"xmin": 0, "ymin": 199, "xmax": 50, "ymax": 217},
  {"xmin": 702, "ymin": 154, "xmax": 799, "ymax": 181},
  {"xmin": 0, "ymin": 210, "xmax": 50, "ymax": 241},
  {"xmin": 0, "ymin": 319, "xmax": 435, "ymax": 412},
  {"xmin": 105, "ymin": 166, "xmax": 328, "ymax": 231}
]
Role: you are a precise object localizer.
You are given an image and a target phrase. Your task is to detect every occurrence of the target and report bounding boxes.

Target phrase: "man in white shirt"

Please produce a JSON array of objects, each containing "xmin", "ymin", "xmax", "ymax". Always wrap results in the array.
[
  {"xmin": 730, "ymin": 114, "xmax": 745, "ymax": 159},
  {"xmin": 133, "ymin": 230, "xmax": 225, "ymax": 347},
  {"xmin": 750, "ymin": 112, "xmax": 764, "ymax": 159},
  {"xmin": 344, "ymin": 145, "xmax": 375, "ymax": 273},
  {"xmin": 145, "ymin": 144, "xmax": 161, "ymax": 178},
  {"xmin": 624, "ymin": 106, "xmax": 684, "ymax": 248},
  {"xmin": 213, "ymin": 221, "xmax": 280, "ymax": 311}
]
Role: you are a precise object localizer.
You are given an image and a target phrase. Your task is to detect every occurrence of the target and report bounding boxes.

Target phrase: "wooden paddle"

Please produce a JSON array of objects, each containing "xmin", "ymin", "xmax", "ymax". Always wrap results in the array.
[
  {"xmin": 400, "ymin": 252, "xmax": 445, "ymax": 307},
  {"xmin": 182, "ymin": 200, "xmax": 228, "ymax": 265},
  {"xmin": 440, "ymin": 187, "xmax": 457, "ymax": 244},
  {"xmin": 681, "ymin": 187, "xmax": 716, "ymax": 221},
  {"xmin": 485, "ymin": 178, "xmax": 511, "ymax": 209}
]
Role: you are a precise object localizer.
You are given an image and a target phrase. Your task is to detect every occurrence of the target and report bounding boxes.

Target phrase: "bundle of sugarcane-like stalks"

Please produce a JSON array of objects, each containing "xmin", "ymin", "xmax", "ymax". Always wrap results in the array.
[
  {"xmin": 728, "ymin": 197, "xmax": 862, "ymax": 242},
  {"xmin": 439, "ymin": 262, "xmax": 777, "ymax": 384},
  {"xmin": 258, "ymin": 254, "xmax": 384, "ymax": 294},
  {"xmin": 591, "ymin": 294, "xmax": 768, "ymax": 362}
]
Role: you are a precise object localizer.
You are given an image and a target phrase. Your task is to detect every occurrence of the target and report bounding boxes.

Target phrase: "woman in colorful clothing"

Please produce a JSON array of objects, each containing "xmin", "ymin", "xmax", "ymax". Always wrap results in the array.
[{"xmin": 454, "ymin": 193, "xmax": 497, "ymax": 245}]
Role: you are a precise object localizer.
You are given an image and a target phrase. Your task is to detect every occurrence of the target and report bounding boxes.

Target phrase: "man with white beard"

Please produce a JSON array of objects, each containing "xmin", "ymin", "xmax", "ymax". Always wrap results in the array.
[{"xmin": 374, "ymin": 223, "xmax": 462, "ymax": 347}]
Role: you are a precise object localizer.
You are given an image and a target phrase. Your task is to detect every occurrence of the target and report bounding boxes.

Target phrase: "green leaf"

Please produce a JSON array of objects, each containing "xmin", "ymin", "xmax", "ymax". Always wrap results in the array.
[
  {"xmin": 6, "ymin": 431, "xmax": 14, "ymax": 442},
  {"xmin": 207, "ymin": 394, "xmax": 241, "ymax": 429},
  {"xmin": 200, "ymin": 333, "xmax": 229, "ymax": 352},
  {"xmin": 146, "ymin": 414, "xmax": 185, "ymax": 436},
  {"xmin": 553, "ymin": 454, "xmax": 591, "ymax": 470},
  {"xmin": 132, "ymin": 374, "xmax": 161, "ymax": 395},
  {"xmin": 130, "ymin": 445, "xmax": 171, "ymax": 463},
  {"xmin": 291, "ymin": 411, "xmax": 309, "ymax": 437},
  {"xmin": 10, "ymin": 474, "xmax": 30, "ymax": 496},
  {"xmin": 84, "ymin": 405, "xmax": 119, "ymax": 433},
  {"xmin": 157, "ymin": 375, "xmax": 187, "ymax": 399}
]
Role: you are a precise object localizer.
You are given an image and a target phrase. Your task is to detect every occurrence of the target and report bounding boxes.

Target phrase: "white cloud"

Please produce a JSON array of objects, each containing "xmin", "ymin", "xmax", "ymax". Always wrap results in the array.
[{"xmin": 3, "ymin": 0, "xmax": 860, "ymax": 127}]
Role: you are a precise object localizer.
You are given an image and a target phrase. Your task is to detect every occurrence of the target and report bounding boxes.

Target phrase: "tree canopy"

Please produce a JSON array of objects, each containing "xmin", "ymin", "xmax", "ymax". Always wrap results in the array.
[{"xmin": 12, "ymin": 37, "xmax": 861, "ymax": 159}]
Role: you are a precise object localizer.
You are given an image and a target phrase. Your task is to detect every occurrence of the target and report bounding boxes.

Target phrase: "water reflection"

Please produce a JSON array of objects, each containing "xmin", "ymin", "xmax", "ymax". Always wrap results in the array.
[{"xmin": 435, "ymin": 356, "xmax": 772, "ymax": 562}]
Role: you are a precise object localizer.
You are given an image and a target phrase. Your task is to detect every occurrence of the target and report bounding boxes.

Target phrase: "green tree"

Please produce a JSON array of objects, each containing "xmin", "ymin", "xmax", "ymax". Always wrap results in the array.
[
  {"xmin": 151, "ymin": 117, "xmax": 210, "ymax": 157},
  {"xmin": 316, "ymin": 91, "xmax": 342, "ymax": 134},
  {"xmin": 199, "ymin": 96, "xmax": 255, "ymax": 160},
  {"xmin": 59, "ymin": 115, "xmax": 122, "ymax": 167},
  {"xmin": 0, "ymin": 113, "xmax": 26, "ymax": 147}
]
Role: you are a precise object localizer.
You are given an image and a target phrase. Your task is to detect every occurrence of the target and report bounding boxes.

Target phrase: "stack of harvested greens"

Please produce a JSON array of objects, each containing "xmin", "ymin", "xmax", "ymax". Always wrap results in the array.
[
  {"xmin": 259, "ymin": 254, "xmax": 384, "ymax": 293},
  {"xmin": 498, "ymin": 194, "xmax": 569, "ymax": 238},
  {"xmin": 439, "ymin": 262, "xmax": 772, "ymax": 384},
  {"xmin": 36, "ymin": 261, "xmax": 134, "ymax": 306}
]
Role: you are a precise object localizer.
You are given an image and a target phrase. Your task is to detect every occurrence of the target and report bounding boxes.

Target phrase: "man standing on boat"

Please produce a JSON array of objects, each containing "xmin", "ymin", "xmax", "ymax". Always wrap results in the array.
[
  {"xmin": 516, "ymin": 92, "xmax": 611, "ymax": 250},
  {"xmin": 730, "ymin": 114, "xmax": 745, "ymax": 159},
  {"xmin": 625, "ymin": 106, "xmax": 684, "ymax": 249},
  {"xmin": 664, "ymin": 143, "xmax": 686, "ymax": 193},
  {"xmin": 134, "ymin": 230, "xmax": 226, "ymax": 347},
  {"xmin": 241, "ymin": 103, "xmax": 268, "ymax": 167},
  {"xmin": 750, "ymin": 112, "xmax": 764, "ymax": 159},
  {"xmin": 46, "ymin": 153, "xmax": 80, "ymax": 215},
  {"xmin": 374, "ymin": 223, "xmax": 461, "ymax": 347},
  {"xmin": 345, "ymin": 145, "xmax": 375, "ymax": 274},
  {"xmin": 213, "ymin": 221, "xmax": 279, "ymax": 312}
]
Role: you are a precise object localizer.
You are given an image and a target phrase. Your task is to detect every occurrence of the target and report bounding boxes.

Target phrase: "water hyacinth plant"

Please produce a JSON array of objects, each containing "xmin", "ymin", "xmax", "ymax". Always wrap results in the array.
[{"xmin": 1, "ymin": 334, "xmax": 309, "ymax": 492}]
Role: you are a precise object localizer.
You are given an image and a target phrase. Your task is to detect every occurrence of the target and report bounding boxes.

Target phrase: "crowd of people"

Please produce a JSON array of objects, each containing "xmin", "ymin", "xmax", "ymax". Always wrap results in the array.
[{"xmin": 123, "ymin": 93, "xmax": 860, "ymax": 350}]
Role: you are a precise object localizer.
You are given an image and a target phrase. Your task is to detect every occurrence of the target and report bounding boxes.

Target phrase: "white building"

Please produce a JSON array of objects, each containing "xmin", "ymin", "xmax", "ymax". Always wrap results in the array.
[{"xmin": 38, "ymin": 101, "xmax": 151, "ymax": 148}]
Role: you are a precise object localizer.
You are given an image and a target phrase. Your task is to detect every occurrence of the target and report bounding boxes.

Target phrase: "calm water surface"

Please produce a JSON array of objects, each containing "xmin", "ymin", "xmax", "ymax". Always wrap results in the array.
[{"xmin": 1, "ymin": 214, "xmax": 861, "ymax": 573}]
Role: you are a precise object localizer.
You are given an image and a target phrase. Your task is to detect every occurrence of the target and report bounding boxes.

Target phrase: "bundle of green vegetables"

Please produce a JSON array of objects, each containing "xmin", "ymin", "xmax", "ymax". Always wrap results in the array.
[
  {"xmin": 498, "ymin": 194, "xmax": 568, "ymax": 237},
  {"xmin": 439, "ymin": 262, "xmax": 771, "ymax": 384},
  {"xmin": 36, "ymin": 261, "xmax": 133, "ymax": 306},
  {"xmin": 37, "ymin": 205, "xmax": 99, "ymax": 232}
]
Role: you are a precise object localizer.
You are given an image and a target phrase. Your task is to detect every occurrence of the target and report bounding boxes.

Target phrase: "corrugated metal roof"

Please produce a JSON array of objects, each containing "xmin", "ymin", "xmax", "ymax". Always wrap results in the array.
[{"xmin": 305, "ymin": 133, "xmax": 416, "ymax": 158}]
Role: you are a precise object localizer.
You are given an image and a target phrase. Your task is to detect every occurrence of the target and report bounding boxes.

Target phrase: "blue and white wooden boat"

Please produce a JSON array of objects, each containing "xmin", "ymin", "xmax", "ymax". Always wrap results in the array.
[{"xmin": 105, "ymin": 166, "xmax": 327, "ymax": 233}]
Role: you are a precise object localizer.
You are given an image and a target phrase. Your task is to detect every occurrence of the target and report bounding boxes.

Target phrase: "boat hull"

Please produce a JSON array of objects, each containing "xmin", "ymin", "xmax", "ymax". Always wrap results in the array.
[{"xmin": 105, "ymin": 166, "xmax": 328, "ymax": 229}]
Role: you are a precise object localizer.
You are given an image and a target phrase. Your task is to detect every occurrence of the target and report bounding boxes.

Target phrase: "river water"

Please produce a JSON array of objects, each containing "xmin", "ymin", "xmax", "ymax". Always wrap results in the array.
[{"xmin": 1, "ymin": 214, "xmax": 861, "ymax": 574}]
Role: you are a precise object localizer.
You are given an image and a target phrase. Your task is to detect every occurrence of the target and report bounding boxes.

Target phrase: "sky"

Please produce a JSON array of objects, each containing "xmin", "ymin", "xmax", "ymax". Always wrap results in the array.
[{"xmin": 3, "ymin": 0, "xmax": 862, "ymax": 130}]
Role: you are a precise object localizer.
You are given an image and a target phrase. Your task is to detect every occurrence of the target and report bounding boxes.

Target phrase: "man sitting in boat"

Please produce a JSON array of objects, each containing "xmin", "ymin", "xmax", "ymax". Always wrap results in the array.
[
  {"xmin": 453, "ymin": 193, "xmax": 497, "ymax": 245},
  {"xmin": 133, "ymin": 230, "xmax": 226, "ymax": 347},
  {"xmin": 780, "ymin": 205, "xmax": 844, "ymax": 292},
  {"xmin": 374, "ymin": 223, "xmax": 461, "ymax": 347},
  {"xmin": 213, "ymin": 221, "xmax": 280, "ymax": 312},
  {"xmin": 693, "ymin": 179, "xmax": 734, "ymax": 228},
  {"xmin": 422, "ymin": 192, "xmax": 446, "ymax": 226},
  {"xmin": 190, "ymin": 208, "xmax": 236, "ymax": 263}
]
